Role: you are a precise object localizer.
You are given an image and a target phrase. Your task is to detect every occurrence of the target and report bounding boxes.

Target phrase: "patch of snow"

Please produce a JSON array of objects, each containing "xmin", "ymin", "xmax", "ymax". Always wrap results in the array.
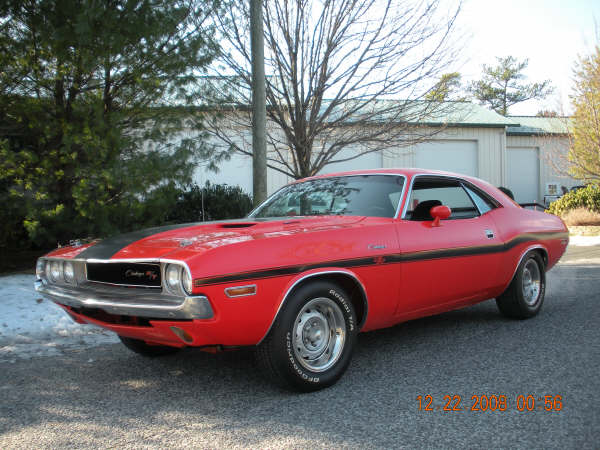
[
  {"xmin": 569, "ymin": 235, "xmax": 600, "ymax": 247},
  {"xmin": 0, "ymin": 274, "xmax": 118, "ymax": 361}
]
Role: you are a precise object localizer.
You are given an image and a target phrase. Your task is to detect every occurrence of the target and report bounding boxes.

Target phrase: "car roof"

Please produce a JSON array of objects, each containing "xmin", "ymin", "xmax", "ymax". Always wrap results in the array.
[{"xmin": 299, "ymin": 168, "xmax": 478, "ymax": 182}]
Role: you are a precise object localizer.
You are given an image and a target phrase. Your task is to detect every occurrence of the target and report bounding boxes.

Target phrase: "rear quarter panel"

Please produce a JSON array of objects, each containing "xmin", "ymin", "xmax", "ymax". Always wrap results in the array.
[{"xmin": 488, "ymin": 206, "xmax": 568, "ymax": 296}]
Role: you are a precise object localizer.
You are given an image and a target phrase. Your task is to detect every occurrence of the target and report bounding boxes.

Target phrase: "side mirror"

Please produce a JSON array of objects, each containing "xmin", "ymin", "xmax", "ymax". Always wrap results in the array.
[{"xmin": 430, "ymin": 205, "xmax": 451, "ymax": 227}]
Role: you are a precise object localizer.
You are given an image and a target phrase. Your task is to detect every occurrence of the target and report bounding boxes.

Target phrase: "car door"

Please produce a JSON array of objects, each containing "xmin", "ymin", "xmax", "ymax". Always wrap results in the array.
[{"xmin": 394, "ymin": 175, "xmax": 502, "ymax": 317}]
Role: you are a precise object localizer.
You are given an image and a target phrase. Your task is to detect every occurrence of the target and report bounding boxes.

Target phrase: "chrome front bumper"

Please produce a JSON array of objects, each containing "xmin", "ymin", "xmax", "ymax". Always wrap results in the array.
[{"xmin": 35, "ymin": 280, "xmax": 213, "ymax": 320}]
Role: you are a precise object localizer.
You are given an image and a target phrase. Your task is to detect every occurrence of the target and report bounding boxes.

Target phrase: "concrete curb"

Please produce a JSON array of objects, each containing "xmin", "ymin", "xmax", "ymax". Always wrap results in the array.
[{"xmin": 569, "ymin": 225, "xmax": 600, "ymax": 236}]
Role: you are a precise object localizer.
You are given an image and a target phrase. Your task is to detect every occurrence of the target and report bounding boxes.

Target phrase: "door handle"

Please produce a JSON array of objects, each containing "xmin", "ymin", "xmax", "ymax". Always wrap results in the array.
[{"xmin": 485, "ymin": 229, "xmax": 495, "ymax": 239}]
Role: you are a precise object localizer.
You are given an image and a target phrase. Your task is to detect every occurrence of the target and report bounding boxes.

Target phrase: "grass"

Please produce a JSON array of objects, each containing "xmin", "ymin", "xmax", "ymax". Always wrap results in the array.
[{"xmin": 562, "ymin": 208, "xmax": 600, "ymax": 226}]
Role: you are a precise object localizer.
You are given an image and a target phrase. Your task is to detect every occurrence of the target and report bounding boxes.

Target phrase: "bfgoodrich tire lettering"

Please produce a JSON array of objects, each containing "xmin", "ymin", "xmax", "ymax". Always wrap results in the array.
[
  {"xmin": 256, "ymin": 280, "xmax": 357, "ymax": 392},
  {"xmin": 496, "ymin": 251, "xmax": 546, "ymax": 319}
]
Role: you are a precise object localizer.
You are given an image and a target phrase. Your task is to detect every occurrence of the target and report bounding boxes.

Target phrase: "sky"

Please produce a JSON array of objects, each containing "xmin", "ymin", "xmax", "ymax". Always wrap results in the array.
[{"xmin": 451, "ymin": 0, "xmax": 600, "ymax": 116}]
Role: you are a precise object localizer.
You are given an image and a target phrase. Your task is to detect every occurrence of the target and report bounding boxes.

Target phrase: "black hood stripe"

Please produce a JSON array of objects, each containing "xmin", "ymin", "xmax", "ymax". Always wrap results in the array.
[
  {"xmin": 75, "ymin": 216, "xmax": 331, "ymax": 260},
  {"xmin": 76, "ymin": 223, "xmax": 199, "ymax": 260}
]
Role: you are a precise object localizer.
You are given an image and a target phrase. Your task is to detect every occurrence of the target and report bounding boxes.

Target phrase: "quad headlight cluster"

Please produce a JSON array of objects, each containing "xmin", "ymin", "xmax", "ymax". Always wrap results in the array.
[
  {"xmin": 36, "ymin": 258, "xmax": 193, "ymax": 295},
  {"xmin": 164, "ymin": 263, "xmax": 193, "ymax": 296},
  {"xmin": 36, "ymin": 258, "xmax": 77, "ymax": 284}
]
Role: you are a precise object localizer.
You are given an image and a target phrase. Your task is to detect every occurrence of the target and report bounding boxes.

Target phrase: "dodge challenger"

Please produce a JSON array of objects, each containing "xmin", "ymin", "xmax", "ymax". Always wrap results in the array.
[{"xmin": 34, "ymin": 169, "xmax": 569, "ymax": 391}]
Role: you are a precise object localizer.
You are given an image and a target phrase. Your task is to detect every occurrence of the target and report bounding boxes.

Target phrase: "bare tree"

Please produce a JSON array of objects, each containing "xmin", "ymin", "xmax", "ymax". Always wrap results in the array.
[{"xmin": 203, "ymin": 0, "xmax": 462, "ymax": 179}]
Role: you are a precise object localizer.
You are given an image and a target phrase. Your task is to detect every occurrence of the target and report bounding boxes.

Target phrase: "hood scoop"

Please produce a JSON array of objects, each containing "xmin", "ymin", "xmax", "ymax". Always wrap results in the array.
[{"xmin": 218, "ymin": 222, "xmax": 257, "ymax": 229}]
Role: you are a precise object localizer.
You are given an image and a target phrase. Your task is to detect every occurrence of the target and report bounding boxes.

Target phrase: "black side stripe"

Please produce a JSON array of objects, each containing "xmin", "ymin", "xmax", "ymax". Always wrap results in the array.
[
  {"xmin": 193, "ymin": 231, "xmax": 567, "ymax": 287},
  {"xmin": 384, "ymin": 232, "xmax": 566, "ymax": 263},
  {"xmin": 194, "ymin": 257, "xmax": 376, "ymax": 287}
]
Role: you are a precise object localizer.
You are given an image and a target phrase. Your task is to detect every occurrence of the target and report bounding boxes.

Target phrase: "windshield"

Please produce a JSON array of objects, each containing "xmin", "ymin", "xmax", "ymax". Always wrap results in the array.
[{"xmin": 249, "ymin": 175, "xmax": 405, "ymax": 218}]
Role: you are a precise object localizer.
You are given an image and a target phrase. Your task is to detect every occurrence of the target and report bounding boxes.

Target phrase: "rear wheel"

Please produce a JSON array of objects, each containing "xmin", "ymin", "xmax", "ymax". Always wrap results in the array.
[
  {"xmin": 256, "ymin": 281, "xmax": 357, "ymax": 392},
  {"xmin": 119, "ymin": 336, "xmax": 181, "ymax": 357},
  {"xmin": 496, "ymin": 251, "xmax": 546, "ymax": 319}
]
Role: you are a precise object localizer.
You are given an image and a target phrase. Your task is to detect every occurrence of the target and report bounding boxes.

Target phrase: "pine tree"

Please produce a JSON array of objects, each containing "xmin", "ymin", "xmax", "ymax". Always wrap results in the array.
[
  {"xmin": 469, "ymin": 56, "xmax": 552, "ymax": 116},
  {"xmin": 0, "ymin": 0, "xmax": 222, "ymax": 247}
]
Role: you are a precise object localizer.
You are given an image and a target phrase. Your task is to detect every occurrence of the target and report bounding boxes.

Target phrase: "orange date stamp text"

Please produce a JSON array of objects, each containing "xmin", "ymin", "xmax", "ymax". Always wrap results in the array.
[{"xmin": 417, "ymin": 394, "xmax": 563, "ymax": 412}]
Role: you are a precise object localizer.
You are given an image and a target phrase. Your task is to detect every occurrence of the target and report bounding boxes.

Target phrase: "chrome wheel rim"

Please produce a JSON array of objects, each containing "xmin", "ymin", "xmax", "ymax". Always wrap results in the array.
[
  {"xmin": 292, "ymin": 297, "xmax": 346, "ymax": 372},
  {"xmin": 522, "ymin": 259, "xmax": 541, "ymax": 306}
]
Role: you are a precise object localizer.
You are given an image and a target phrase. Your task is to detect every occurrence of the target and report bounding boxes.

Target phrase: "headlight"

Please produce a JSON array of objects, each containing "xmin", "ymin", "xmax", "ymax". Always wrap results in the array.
[
  {"xmin": 182, "ymin": 268, "xmax": 192, "ymax": 295},
  {"xmin": 49, "ymin": 261, "xmax": 62, "ymax": 283},
  {"xmin": 63, "ymin": 261, "xmax": 75, "ymax": 283},
  {"xmin": 36, "ymin": 259, "xmax": 45, "ymax": 279},
  {"xmin": 165, "ymin": 264, "xmax": 182, "ymax": 293}
]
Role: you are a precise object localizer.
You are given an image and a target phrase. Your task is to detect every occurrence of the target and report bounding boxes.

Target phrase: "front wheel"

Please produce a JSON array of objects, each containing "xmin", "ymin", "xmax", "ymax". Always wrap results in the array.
[
  {"xmin": 256, "ymin": 281, "xmax": 357, "ymax": 392},
  {"xmin": 496, "ymin": 251, "xmax": 546, "ymax": 319}
]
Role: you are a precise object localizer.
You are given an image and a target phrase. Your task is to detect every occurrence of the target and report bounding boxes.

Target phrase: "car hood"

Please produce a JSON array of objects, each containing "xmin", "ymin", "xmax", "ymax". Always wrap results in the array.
[{"xmin": 48, "ymin": 216, "xmax": 366, "ymax": 260}]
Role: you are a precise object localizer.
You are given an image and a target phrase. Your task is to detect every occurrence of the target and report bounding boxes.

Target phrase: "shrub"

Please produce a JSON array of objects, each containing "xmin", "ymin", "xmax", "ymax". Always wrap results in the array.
[
  {"xmin": 561, "ymin": 208, "xmax": 600, "ymax": 226},
  {"xmin": 165, "ymin": 182, "xmax": 253, "ymax": 223},
  {"xmin": 546, "ymin": 184, "xmax": 600, "ymax": 217},
  {"xmin": 0, "ymin": 180, "xmax": 253, "ymax": 257}
]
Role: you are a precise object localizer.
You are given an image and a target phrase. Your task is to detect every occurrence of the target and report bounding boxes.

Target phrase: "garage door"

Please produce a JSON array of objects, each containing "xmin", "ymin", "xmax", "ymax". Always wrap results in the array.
[
  {"xmin": 319, "ymin": 147, "xmax": 382, "ymax": 175},
  {"xmin": 507, "ymin": 147, "xmax": 540, "ymax": 204},
  {"xmin": 414, "ymin": 140, "xmax": 478, "ymax": 177}
]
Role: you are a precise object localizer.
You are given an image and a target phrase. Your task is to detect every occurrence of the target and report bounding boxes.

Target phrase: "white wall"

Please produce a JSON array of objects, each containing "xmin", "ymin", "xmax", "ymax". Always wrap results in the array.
[
  {"xmin": 195, "ymin": 151, "xmax": 254, "ymax": 195},
  {"xmin": 318, "ymin": 146, "xmax": 383, "ymax": 175},
  {"xmin": 185, "ymin": 122, "xmax": 574, "ymax": 203}
]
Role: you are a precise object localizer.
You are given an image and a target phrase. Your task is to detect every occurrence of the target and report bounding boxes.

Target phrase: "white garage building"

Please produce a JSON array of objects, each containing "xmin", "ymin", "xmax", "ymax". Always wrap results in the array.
[{"xmin": 193, "ymin": 103, "xmax": 575, "ymax": 205}]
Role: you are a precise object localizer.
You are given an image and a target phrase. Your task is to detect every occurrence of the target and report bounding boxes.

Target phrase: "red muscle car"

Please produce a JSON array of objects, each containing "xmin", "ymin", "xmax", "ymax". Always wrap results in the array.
[{"xmin": 34, "ymin": 169, "xmax": 569, "ymax": 391}]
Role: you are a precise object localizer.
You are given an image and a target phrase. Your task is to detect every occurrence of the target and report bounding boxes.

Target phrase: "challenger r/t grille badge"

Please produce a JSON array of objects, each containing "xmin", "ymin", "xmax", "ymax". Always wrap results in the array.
[{"xmin": 125, "ymin": 269, "xmax": 159, "ymax": 281}]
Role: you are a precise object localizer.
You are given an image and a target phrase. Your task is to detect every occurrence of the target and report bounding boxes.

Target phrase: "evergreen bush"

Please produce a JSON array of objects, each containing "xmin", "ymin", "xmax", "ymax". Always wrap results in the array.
[{"xmin": 546, "ymin": 185, "xmax": 600, "ymax": 216}]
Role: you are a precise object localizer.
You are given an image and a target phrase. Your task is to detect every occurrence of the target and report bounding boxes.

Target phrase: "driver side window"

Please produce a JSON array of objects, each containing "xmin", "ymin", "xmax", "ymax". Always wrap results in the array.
[{"xmin": 406, "ymin": 177, "xmax": 479, "ymax": 220}]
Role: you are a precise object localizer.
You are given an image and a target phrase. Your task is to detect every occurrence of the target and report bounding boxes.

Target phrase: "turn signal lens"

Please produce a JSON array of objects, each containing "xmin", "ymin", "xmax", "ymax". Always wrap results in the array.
[
  {"xmin": 224, "ymin": 285, "xmax": 257, "ymax": 298},
  {"xmin": 170, "ymin": 326, "xmax": 193, "ymax": 344},
  {"xmin": 63, "ymin": 261, "xmax": 75, "ymax": 283}
]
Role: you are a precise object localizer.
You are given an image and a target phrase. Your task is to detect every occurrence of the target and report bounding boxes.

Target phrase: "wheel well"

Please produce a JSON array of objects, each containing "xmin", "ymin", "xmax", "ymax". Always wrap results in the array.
[
  {"xmin": 502, "ymin": 246, "xmax": 550, "ymax": 295},
  {"xmin": 532, "ymin": 248, "xmax": 549, "ymax": 269},
  {"xmin": 287, "ymin": 272, "xmax": 368, "ymax": 330}
]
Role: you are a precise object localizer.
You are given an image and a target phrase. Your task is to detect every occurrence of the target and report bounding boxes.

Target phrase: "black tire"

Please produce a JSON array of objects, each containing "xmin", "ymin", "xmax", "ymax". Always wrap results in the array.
[
  {"xmin": 496, "ymin": 251, "xmax": 546, "ymax": 319},
  {"xmin": 119, "ymin": 336, "xmax": 181, "ymax": 357},
  {"xmin": 256, "ymin": 280, "xmax": 358, "ymax": 392}
]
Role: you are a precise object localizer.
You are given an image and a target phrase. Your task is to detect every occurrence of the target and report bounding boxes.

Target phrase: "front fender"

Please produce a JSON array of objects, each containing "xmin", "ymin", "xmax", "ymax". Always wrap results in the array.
[{"xmin": 257, "ymin": 267, "xmax": 369, "ymax": 344}]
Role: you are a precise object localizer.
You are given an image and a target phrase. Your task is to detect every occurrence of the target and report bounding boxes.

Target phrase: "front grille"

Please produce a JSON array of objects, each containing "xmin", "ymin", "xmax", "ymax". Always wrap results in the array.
[{"xmin": 86, "ymin": 262, "xmax": 161, "ymax": 288}]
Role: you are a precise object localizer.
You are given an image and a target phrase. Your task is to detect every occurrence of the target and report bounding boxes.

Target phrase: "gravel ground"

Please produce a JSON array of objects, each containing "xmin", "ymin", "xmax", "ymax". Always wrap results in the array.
[{"xmin": 0, "ymin": 245, "xmax": 598, "ymax": 449}]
